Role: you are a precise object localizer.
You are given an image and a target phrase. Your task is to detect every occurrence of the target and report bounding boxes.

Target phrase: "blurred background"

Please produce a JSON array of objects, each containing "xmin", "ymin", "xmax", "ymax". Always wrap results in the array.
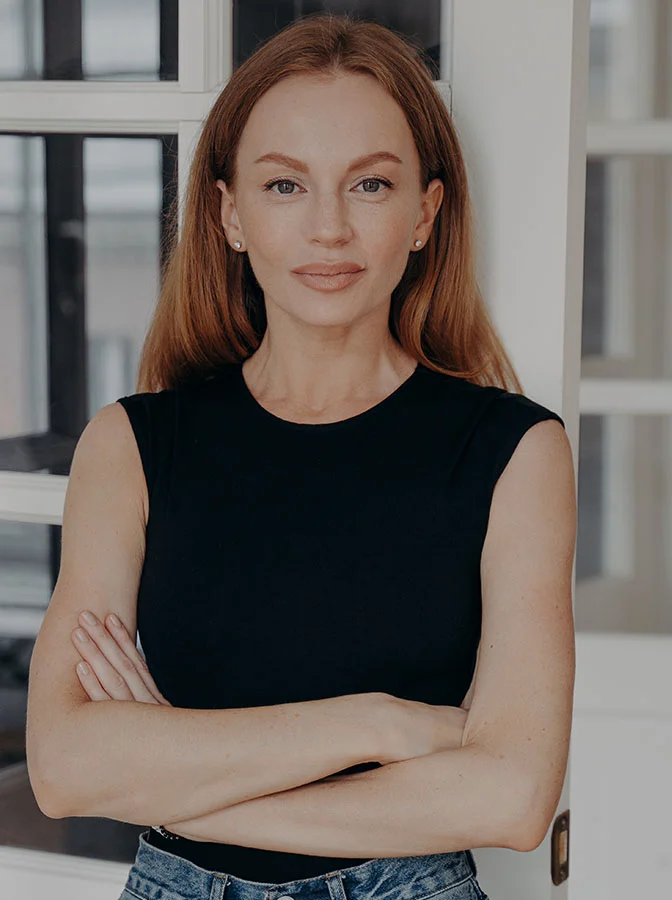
[{"xmin": 0, "ymin": 1, "xmax": 670, "ymax": 898}]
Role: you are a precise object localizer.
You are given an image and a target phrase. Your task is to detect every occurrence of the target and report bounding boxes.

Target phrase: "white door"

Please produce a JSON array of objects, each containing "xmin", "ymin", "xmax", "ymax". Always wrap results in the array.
[
  {"xmin": 0, "ymin": 1, "xmax": 594, "ymax": 898},
  {"xmin": 451, "ymin": 3, "xmax": 589, "ymax": 899}
]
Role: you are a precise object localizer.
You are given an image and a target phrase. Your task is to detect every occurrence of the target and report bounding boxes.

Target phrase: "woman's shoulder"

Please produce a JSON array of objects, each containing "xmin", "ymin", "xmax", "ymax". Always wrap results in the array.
[
  {"xmin": 419, "ymin": 365, "xmax": 564, "ymax": 428},
  {"xmin": 115, "ymin": 386, "xmax": 177, "ymax": 410},
  {"xmin": 462, "ymin": 386, "xmax": 565, "ymax": 484},
  {"xmin": 482, "ymin": 387, "xmax": 565, "ymax": 432},
  {"xmin": 114, "ymin": 387, "xmax": 178, "ymax": 459}
]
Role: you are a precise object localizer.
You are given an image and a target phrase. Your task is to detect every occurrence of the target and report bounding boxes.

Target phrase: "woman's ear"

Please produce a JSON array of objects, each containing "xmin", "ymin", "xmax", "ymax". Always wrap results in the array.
[
  {"xmin": 215, "ymin": 179, "xmax": 243, "ymax": 249},
  {"xmin": 414, "ymin": 177, "xmax": 444, "ymax": 245}
]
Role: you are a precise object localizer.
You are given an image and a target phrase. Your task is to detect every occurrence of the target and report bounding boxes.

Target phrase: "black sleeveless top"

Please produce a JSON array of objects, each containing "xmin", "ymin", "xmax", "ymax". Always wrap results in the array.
[{"xmin": 116, "ymin": 360, "xmax": 564, "ymax": 882}]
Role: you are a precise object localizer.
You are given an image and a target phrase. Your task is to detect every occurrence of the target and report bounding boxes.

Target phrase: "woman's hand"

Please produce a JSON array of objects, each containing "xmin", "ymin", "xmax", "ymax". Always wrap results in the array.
[
  {"xmin": 376, "ymin": 694, "xmax": 468, "ymax": 764},
  {"xmin": 71, "ymin": 610, "xmax": 172, "ymax": 706},
  {"xmin": 70, "ymin": 610, "xmax": 188, "ymax": 840}
]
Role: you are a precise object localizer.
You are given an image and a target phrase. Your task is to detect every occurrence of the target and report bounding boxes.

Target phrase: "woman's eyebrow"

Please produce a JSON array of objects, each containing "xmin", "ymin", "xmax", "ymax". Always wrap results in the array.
[{"xmin": 252, "ymin": 150, "xmax": 404, "ymax": 174}]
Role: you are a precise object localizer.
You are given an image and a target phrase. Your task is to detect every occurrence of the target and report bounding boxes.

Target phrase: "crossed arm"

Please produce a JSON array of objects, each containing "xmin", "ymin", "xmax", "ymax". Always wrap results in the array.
[
  {"xmin": 146, "ymin": 741, "xmax": 530, "ymax": 856},
  {"xmin": 68, "ymin": 621, "xmax": 528, "ymax": 856},
  {"xmin": 66, "ymin": 419, "xmax": 576, "ymax": 857}
]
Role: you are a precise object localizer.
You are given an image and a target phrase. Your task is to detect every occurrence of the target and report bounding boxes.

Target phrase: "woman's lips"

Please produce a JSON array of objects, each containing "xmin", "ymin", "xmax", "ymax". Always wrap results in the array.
[{"xmin": 291, "ymin": 269, "xmax": 365, "ymax": 291}]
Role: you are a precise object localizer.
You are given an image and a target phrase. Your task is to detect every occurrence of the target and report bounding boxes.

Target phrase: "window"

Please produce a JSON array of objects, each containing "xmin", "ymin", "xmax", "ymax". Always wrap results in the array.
[
  {"xmin": 577, "ymin": 0, "xmax": 672, "ymax": 634},
  {"xmin": 0, "ymin": 0, "xmax": 452, "ymax": 871},
  {"xmin": 0, "ymin": 0, "xmax": 178, "ymax": 81}
]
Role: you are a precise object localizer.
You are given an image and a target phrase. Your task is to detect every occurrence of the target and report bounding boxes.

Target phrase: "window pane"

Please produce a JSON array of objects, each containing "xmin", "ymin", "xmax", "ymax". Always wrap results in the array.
[
  {"xmin": 0, "ymin": 135, "xmax": 48, "ymax": 442},
  {"xmin": 0, "ymin": 0, "xmax": 178, "ymax": 81},
  {"xmin": 233, "ymin": 1, "xmax": 443, "ymax": 79},
  {"xmin": 582, "ymin": 156, "xmax": 672, "ymax": 377},
  {"xmin": 85, "ymin": 137, "xmax": 164, "ymax": 412},
  {"xmin": 0, "ymin": 0, "xmax": 43, "ymax": 80},
  {"xmin": 589, "ymin": 0, "xmax": 672, "ymax": 120},
  {"xmin": 576, "ymin": 413, "xmax": 672, "ymax": 635},
  {"xmin": 0, "ymin": 132, "xmax": 177, "ymax": 473}
]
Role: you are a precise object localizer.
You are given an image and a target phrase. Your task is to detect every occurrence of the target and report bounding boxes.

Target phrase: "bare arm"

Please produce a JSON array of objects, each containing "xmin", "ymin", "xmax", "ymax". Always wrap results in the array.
[
  {"xmin": 164, "ymin": 743, "xmax": 530, "ymax": 855},
  {"xmin": 26, "ymin": 402, "xmax": 383, "ymax": 823},
  {"xmin": 50, "ymin": 693, "xmax": 382, "ymax": 823}
]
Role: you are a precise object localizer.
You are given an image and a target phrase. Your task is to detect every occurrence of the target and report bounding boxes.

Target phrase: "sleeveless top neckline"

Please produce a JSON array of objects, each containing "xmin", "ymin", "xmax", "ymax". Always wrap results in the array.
[{"xmin": 234, "ymin": 360, "xmax": 424, "ymax": 431}]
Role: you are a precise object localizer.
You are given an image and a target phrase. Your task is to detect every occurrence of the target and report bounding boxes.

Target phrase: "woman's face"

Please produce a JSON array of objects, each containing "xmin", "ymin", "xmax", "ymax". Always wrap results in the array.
[{"xmin": 217, "ymin": 71, "xmax": 443, "ymax": 332}]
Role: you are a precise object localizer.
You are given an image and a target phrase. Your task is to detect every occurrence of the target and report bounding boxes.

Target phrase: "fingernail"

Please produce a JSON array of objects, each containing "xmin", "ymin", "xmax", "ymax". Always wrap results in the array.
[
  {"xmin": 77, "ymin": 662, "xmax": 89, "ymax": 675},
  {"xmin": 81, "ymin": 611, "xmax": 96, "ymax": 624},
  {"xmin": 75, "ymin": 628, "xmax": 89, "ymax": 642},
  {"xmin": 108, "ymin": 614, "xmax": 121, "ymax": 628}
]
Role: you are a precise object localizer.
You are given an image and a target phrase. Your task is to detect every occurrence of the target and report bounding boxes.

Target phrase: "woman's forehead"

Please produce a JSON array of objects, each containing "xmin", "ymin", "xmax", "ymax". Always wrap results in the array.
[{"xmin": 238, "ymin": 77, "xmax": 415, "ymax": 165}]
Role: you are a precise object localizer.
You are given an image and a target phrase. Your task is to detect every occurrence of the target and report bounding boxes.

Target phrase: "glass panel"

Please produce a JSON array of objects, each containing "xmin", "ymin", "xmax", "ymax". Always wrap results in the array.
[
  {"xmin": 576, "ymin": 413, "xmax": 672, "ymax": 634},
  {"xmin": 0, "ymin": 135, "xmax": 48, "ymax": 441},
  {"xmin": 582, "ymin": 156, "xmax": 672, "ymax": 377},
  {"xmin": 589, "ymin": 0, "xmax": 672, "ymax": 120},
  {"xmin": 0, "ymin": 0, "xmax": 178, "ymax": 81},
  {"xmin": 233, "ymin": 1, "xmax": 443, "ymax": 80},
  {"xmin": 0, "ymin": 0, "xmax": 42, "ymax": 80},
  {"xmin": 84, "ymin": 137, "xmax": 164, "ymax": 412},
  {"xmin": 0, "ymin": 133, "xmax": 177, "ymax": 472},
  {"xmin": 0, "ymin": 519, "xmax": 145, "ymax": 859}
]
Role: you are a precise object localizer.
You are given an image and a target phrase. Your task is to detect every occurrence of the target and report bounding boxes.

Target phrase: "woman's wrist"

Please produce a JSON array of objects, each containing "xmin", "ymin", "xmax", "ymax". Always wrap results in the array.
[
  {"xmin": 358, "ymin": 691, "xmax": 404, "ymax": 765},
  {"xmin": 334, "ymin": 691, "xmax": 391, "ymax": 766},
  {"xmin": 361, "ymin": 693, "xmax": 469, "ymax": 765}
]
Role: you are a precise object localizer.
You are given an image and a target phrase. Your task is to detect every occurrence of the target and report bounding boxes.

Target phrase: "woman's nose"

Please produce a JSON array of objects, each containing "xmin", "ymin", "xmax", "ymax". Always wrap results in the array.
[{"xmin": 307, "ymin": 195, "xmax": 353, "ymax": 241}]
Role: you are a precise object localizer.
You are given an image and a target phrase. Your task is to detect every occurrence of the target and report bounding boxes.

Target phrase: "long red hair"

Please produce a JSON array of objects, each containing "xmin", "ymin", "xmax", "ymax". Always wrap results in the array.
[{"xmin": 137, "ymin": 12, "xmax": 523, "ymax": 394}]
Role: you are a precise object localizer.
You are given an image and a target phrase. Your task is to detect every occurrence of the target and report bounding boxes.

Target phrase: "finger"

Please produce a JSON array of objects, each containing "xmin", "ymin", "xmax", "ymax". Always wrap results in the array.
[
  {"xmin": 76, "ymin": 660, "xmax": 112, "ymax": 701},
  {"xmin": 103, "ymin": 615, "xmax": 171, "ymax": 706},
  {"xmin": 103, "ymin": 616, "xmax": 171, "ymax": 706},
  {"xmin": 72, "ymin": 628, "xmax": 136, "ymax": 701},
  {"xmin": 75, "ymin": 611, "xmax": 161, "ymax": 704}
]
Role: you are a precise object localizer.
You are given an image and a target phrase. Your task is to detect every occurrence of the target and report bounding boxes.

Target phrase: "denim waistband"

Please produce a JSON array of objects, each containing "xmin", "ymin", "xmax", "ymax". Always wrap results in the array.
[{"xmin": 124, "ymin": 830, "xmax": 478, "ymax": 900}]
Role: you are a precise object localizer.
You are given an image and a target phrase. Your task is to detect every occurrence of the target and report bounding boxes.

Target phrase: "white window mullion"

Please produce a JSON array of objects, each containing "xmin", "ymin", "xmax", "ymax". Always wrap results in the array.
[
  {"xmin": 0, "ymin": 82, "xmax": 211, "ymax": 132},
  {"xmin": 0, "ymin": 472, "xmax": 67, "ymax": 525},
  {"xmin": 580, "ymin": 378, "xmax": 672, "ymax": 414},
  {"xmin": 179, "ymin": 0, "xmax": 232, "ymax": 92},
  {"xmin": 588, "ymin": 120, "xmax": 672, "ymax": 155},
  {"xmin": 439, "ymin": 0, "xmax": 454, "ymax": 89}
]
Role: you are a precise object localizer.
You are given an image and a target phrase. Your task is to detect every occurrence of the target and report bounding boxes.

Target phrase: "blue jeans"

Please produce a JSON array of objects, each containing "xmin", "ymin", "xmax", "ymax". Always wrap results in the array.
[{"xmin": 118, "ymin": 830, "xmax": 490, "ymax": 900}]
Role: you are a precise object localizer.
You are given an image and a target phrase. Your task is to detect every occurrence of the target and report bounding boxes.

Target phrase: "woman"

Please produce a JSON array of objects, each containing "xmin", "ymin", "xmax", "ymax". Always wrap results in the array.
[{"xmin": 26, "ymin": 12, "xmax": 576, "ymax": 900}]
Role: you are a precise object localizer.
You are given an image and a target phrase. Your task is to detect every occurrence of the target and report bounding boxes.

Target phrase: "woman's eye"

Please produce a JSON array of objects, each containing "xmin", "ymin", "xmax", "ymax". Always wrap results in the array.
[
  {"xmin": 262, "ymin": 177, "xmax": 392, "ymax": 195},
  {"xmin": 356, "ymin": 178, "xmax": 392, "ymax": 193},
  {"xmin": 263, "ymin": 179, "xmax": 298, "ymax": 195}
]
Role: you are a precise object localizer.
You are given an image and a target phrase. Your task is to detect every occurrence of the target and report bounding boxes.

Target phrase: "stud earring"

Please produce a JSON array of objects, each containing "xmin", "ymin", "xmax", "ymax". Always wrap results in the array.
[
  {"xmin": 414, "ymin": 240, "xmax": 423, "ymax": 247},
  {"xmin": 233, "ymin": 241, "xmax": 242, "ymax": 250}
]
